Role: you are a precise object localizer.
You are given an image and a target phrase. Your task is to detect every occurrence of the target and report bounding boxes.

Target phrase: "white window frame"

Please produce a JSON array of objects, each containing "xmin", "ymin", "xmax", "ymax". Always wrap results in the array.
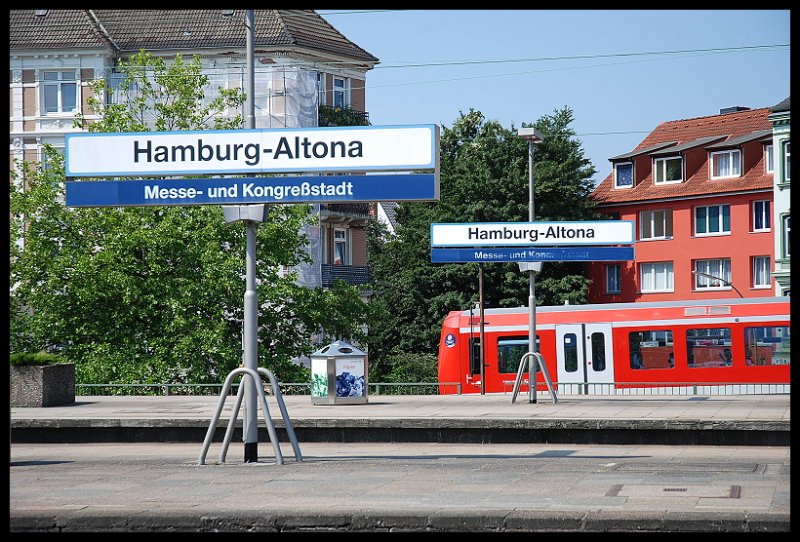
[
  {"xmin": 605, "ymin": 264, "xmax": 621, "ymax": 294},
  {"xmin": 710, "ymin": 149, "xmax": 742, "ymax": 179},
  {"xmin": 332, "ymin": 76, "xmax": 349, "ymax": 109},
  {"xmin": 694, "ymin": 258, "xmax": 732, "ymax": 291},
  {"xmin": 333, "ymin": 228, "xmax": 349, "ymax": 266},
  {"xmin": 752, "ymin": 200, "xmax": 771, "ymax": 232},
  {"xmin": 613, "ymin": 162, "xmax": 634, "ymax": 189},
  {"xmin": 41, "ymin": 70, "xmax": 78, "ymax": 115},
  {"xmin": 783, "ymin": 140, "xmax": 791, "ymax": 182},
  {"xmin": 654, "ymin": 156, "xmax": 683, "ymax": 184},
  {"xmin": 694, "ymin": 204, "xmax": 731, "ymax": 236},
  {"xmin": 782, "ymin": 215, "xmax": 790, "ymax": 258},
  {"xmin": 765, "ymin": 144, "xmax": 774, "ymax": 173},
  {"xmin": 639, "ymin": 209, "xmax": 673, "ymax": 240},
  {"xmin": 317, "ymin": 72, "xmax": 326, "ymax": 106},
  {"xmin": 640, "ymin": 261, "xmax": 674, "ymax": 293},
  {"xmin": 752, "ymin": 256, "xmax": 771, "ymax": 289}
]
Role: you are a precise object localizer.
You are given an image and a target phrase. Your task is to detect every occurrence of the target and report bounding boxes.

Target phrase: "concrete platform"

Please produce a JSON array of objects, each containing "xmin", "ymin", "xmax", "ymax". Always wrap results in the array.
[{"xmin": 11, "ymin": 393, "xmax": 791, "ymax": 446}]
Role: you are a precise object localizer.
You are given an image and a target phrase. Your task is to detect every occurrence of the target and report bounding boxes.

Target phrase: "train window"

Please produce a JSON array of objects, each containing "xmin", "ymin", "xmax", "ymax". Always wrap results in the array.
[
  {"xmin": 745, "ymin": 326, "xmax": 791, "ymax": 366},
  {"xmin": 563, "ymin": 333, "xmax": 578, "ymax": 373},
  {"xmin": 590, "ymin": 332, "xmax": 606, "ymax": 371},
  {"xmin": 629, "ymin": 330, "xmax": 674, "ymax": 370},
  {"xmin": 497, "ymin": 337, "xmax": 540, "ymax": 374},
  {"xmin": 687, "ymin": 328, "xmax": 732, "ymax": 368}
]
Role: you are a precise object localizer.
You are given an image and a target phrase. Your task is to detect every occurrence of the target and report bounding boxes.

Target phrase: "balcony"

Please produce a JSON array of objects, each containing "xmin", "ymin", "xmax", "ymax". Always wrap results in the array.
[
  {"xmin": 322, "ymin": 264, "xmax": 371, "ymax": 287},
  {"xmin": 318, "ymin": 105, "xmax": 370, "ymax": 127}
]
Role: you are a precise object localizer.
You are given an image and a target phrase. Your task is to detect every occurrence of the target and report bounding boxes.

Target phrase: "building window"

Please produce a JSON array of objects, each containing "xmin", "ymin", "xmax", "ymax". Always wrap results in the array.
[
  {"xmin": 782, "ymin": 140, "xmax": 791, "ymax": 182},
  {"xmin": 694, "ymin": 204, "xmax": 731, "ymax": 236},
  {"xmin": 614, "ymin": 162, "xmax": 633, "ymax": 188},
  {"xmin": 694, "ymin": 258, "xmax": 732, "ymax": 290},
  {"xmin": 783, "ymin": 215, "xmax": 791, "ymax": 258},
  {"xmin": 333, "ymin": 228, "xmax": 348, "ymax": 265},
  {"xmin": 765, "ymin": 144, "xmax": 774, "ymax": 173},
  {"xmin": 752, "ymin": 256, "xmax": 771, "ymax": 288},
  {"xmin": 752, "ymin": 200, "xmax": 771, "ymax": 232},
  {"xmin": 333, "ymin": 76, "xmax": 348, "ymax": 108},
  {"xmin": 710, "ymin": 149, "xmax": 741, "ymax": 179},
  {"xmin": 317, "ymin": 72, "xmax": 326, "ymax": 106},
  {"xmin": 41, "ymin": 70, "xmax": 77, "ymax": 114},
  {"xmin": 640, "ymin": 262, "xmax": 673, "ymax": 292},
  {"xmin": 687, "ymin": 328, "xmax": 732, "ymax": 368},
  {"xmin": 654, "ymin": 156, "xmax": 682, "ymax": 184},
  {"xmin": 629, "ymin": 330, "xmax": 674, "ymax": 370},
  {"xmin": 605, "ymin": 264, "xmax": 620, "ymax": 294},
  {"xmin": 639, "ymin": 209, "xmax": 673, "ymax": 240}
]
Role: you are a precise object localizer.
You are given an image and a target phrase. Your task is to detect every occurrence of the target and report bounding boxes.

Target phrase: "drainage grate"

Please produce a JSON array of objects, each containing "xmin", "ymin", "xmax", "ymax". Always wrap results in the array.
[{"xmin": 663, "ymin": 487, "xmax": 688, "ymax": 492}]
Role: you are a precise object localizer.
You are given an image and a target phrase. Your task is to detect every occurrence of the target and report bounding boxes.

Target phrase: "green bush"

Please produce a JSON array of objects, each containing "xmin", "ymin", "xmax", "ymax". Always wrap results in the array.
[{"xmin": 9, "ymin": 352, "xmax": 67, "ymax": 367}]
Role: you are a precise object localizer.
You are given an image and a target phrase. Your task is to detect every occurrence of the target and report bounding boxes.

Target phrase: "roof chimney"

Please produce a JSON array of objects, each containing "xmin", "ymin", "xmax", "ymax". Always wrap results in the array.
[{"xmin": 719, "ymin": 106, "xmax": 750, "ymax": 114}]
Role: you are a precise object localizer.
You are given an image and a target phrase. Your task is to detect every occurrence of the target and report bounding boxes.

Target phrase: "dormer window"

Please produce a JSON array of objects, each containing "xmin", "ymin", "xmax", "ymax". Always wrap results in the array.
[
  {"xmin": 654, "ymin": 156, "xmax": 682, "ymax": 184},
  {"xmin": 710, "ymin": 149, "xmax": 741, "ymax": 179},
  {"xmin": 614, "ymin": 162, "xmax": 634, "ymax": 189}
]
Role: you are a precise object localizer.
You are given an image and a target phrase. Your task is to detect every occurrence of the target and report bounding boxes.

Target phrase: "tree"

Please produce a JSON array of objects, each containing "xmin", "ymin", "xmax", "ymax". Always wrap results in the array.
[
  {"xmin": 10, "ymin": 51, "xmax": 370, "ymax": 388},
  {"xmin": 366, "ymin": 107, "xmax": 600, "ymax": 378}
]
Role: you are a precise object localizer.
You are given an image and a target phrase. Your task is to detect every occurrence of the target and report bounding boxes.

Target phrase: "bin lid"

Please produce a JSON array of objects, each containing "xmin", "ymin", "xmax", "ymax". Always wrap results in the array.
[{"xmin": 310, "ymin": 340, "xmax": 366, "ymax": 358}]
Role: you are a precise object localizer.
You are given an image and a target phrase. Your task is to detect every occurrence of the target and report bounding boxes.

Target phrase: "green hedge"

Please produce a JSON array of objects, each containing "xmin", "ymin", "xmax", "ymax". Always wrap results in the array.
[{"xmin": 9, "ymin": 352, "xmax": 67, "ymax": 366}]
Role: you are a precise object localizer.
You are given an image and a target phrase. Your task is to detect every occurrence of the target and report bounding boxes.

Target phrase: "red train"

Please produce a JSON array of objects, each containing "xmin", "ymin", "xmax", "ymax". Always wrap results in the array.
[{"xmin": 437, "ymin": 297, "xmax": 790, "ymax": 395}]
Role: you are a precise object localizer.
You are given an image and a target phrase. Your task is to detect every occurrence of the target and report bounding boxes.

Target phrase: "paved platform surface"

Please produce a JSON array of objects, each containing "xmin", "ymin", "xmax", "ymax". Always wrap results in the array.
[
  {"xmin": 10, "ymin": 394, "xmax": 791, "ymax": 532},
  {"xmin": 9, "ymin": 441, "xmax": 790, "ymax": 532}
]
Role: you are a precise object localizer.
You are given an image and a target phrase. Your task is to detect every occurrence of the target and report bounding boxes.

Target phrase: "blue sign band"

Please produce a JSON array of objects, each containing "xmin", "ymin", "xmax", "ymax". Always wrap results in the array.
[
  {"xmin": 430, "ymin": 247, "xmax": 634, "ymax": 262},
  {"xmin": 65, "ymin": 174, "xmax": 437, "ymax": 207}
]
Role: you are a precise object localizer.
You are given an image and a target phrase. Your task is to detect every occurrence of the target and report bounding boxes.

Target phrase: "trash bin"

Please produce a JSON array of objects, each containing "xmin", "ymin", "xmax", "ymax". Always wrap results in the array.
[{"xmin": 310, "ymin": 340, "xmax": 368, "ymax": 405}]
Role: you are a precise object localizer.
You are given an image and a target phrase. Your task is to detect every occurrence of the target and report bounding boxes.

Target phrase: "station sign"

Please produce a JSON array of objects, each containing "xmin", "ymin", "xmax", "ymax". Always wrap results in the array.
[
  {"xmin": 65, "ymin": 124, "xmax": 439, "ymax": 177},
  {"xmin": 430, "ymin": 221, "xmax": 634, "ymax": 247},
  {"xmin": 430, "ymin": 246, "xmax": 635, "ymax": 263},
  {"xmin": 65, "ymin": 174, "xmax": 438, "ymax": 207}
]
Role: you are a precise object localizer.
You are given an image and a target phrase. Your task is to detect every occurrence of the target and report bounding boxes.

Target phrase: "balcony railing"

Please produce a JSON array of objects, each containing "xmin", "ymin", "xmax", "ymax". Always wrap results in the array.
[
  {"xmin": 318, "ymin": 105, "xmax": 370, "ymax": 127},
  {"xmin": 322, "ymin": 264, "xmax": 371, "ymax": 287}
]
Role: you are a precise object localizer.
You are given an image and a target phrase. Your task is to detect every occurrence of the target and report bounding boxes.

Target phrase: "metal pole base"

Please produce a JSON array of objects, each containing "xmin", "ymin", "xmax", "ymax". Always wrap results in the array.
[{"xmin": 244, "ymin": 442, "xmax": 258, "ymax": 463}]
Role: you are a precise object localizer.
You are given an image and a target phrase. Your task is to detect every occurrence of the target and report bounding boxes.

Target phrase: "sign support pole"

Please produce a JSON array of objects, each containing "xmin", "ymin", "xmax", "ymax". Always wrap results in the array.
[{"xmin": 518, "ymin": 127, "xmax": 544, "ymax": 404}]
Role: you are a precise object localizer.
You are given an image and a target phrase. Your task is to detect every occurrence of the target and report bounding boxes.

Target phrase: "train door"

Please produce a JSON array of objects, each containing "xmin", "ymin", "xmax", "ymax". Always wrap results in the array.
[{"xmin": 555, "ymin": 323, "xmax": 614, "ymax": 394}]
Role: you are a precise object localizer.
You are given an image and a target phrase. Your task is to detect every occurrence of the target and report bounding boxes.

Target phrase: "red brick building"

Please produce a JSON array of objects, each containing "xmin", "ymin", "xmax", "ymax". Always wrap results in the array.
[{"xmin": 588, "ymin": 107, "xmax": 775, "ymax": 302}]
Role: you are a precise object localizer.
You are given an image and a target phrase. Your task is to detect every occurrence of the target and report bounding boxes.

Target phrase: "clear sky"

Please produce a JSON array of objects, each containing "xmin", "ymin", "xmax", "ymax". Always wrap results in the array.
[{"xmin": 318, "ymin": 9, "xmax": 790, "ymax": 185}]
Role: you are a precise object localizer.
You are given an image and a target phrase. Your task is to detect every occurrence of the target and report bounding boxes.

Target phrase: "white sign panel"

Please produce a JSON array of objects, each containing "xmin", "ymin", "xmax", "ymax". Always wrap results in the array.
[
  {"xmin": 65, "ymin": 124, "xmax": 439, "ymax": 177},
  {"xmin": 430, "ymin": 221, "xmax": 635, "ymax": 247}
]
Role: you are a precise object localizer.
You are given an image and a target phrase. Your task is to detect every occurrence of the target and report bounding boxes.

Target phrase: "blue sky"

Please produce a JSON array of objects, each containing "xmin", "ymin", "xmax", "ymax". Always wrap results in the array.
[{"xmin": 318, "ymin": 9, "xmax": 790, "ymax": 185}]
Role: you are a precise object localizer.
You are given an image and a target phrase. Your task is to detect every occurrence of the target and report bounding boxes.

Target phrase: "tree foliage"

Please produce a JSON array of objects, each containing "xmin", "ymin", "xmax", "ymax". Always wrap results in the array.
[
  {"xmin": 366, "ymin": 107, "xmax": 601, "ymax": 379},
  {"xmin": 10, "ymin": 51, "xmax": 370, "ymax": 387}
]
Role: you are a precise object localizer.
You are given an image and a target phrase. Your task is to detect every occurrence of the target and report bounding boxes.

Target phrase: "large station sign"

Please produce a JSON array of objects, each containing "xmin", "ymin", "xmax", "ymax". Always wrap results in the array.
[
  {"xmin": 430, "ymin": 221, "xmax": 634, "ymax": 247},
  {"xmin": 65, "ymin": 125, "xmax": 439, "ymax": 177}
]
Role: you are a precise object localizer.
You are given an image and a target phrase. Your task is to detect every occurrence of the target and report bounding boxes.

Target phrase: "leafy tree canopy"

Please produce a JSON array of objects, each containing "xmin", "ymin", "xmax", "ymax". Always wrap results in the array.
[
  {"xmin": 10, "ymin": 51, "xmax": 370, "ymax": 387},
  {"xmin": 366, "ymin": 107, "xmax": 601, "ymax": 378}
]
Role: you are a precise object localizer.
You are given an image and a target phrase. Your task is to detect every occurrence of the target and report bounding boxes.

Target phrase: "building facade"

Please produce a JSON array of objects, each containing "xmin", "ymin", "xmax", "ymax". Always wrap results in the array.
[
  {"xmin": 768, "ymin": 97, "xmax": 790, "ymax": 296},
  {"xmin": 9, "ymin": 9, "xmax": 378, "ymax": 290},
  {"xmin": 588, "ymin": 105, "xmax": 780, "ymax": 303}
]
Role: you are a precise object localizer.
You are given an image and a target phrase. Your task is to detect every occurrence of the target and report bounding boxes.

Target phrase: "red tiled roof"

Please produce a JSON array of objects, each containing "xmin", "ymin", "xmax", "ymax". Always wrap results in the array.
[
  {"xmin": 591, "ymin": 108, "xmax": 773, "ymax": 206},
  {"xmin": 9, "ymin": 10, "xmax": 378, "ymax": 64}
]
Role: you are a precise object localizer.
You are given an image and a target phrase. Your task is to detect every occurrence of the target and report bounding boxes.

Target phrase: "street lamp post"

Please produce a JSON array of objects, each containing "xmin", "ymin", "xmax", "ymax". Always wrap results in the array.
[
  {"xmin": 691, "ymin": 270, "xmax": 744, "ymax": 298},
  {"xmin": 517, "ymin": 127, "xmax": 544, "ymax": 404}
]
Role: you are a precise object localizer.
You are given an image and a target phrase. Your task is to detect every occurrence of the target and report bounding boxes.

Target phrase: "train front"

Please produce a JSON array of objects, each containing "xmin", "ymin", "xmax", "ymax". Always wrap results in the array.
[{"xmin": 437, "ymin": 310, "xmax": 465, "ymax": 395}]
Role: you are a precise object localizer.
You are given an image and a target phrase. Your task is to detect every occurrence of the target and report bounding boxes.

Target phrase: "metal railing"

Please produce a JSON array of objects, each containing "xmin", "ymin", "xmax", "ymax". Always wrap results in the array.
[{"xmin": 76, "ymin": 381, "xmax": 463, "ymax": 397}]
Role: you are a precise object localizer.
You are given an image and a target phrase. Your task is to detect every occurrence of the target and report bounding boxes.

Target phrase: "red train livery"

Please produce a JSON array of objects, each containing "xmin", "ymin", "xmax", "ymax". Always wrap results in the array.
[{"xmin": 437, "ymin": 297, "xmax": 790, "ymax": 395}]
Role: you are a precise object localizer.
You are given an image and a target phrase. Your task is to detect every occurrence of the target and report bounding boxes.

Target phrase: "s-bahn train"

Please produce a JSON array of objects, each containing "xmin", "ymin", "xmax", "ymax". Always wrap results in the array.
[{"xmin": 437, "ymin": 297, "xmax": 790, "ymax": 395}]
